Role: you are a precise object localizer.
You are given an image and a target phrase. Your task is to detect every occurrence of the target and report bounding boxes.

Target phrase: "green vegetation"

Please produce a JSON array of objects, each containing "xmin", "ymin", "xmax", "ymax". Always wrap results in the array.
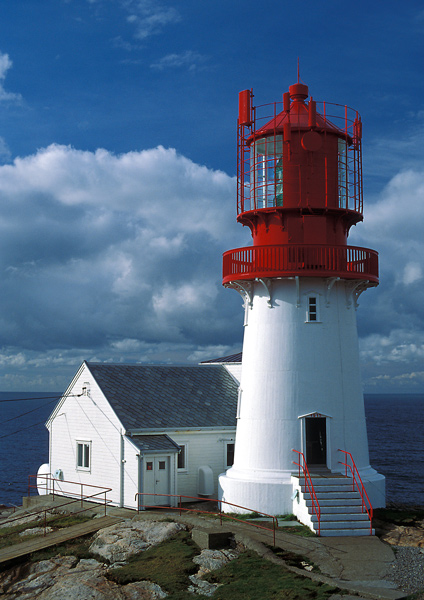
[
  {"xmin": 0, "ymin": 513, "xmax": 93, "ymax": 550},
  {"xmin": 266, "ymin": 545, "xmax": 318, "ymax": 571},
  {"xmin": 203, "ymin": 550, "xmax": 339, "ymax": 600},
  {"xmin": 29, "ymin": 535, "xmax": 94, "ymax": 562},
  {"xmin": 108, "ymin": 530, "xmax": 198, "ymax": 591},
  {"xmin": 108, "ymin": 531, "xmax": 338, "ymax": 600}
]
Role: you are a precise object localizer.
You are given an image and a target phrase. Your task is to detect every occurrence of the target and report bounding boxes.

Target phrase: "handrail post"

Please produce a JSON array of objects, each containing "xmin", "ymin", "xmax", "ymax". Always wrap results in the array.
[
  {"xmin": 44, "ymin": 510, "xmax": 47, "ymax": 536},
  {"xmin": 81, "ymin": 483, "xmax": 83, "ymax": 508},
  {"xmin": 104, "ymin": 491, "xmax": 107, "ymax": 516},
  {"xmin": 219, "ymin": 502, "xmax": 222, "ymax": 526},
  {"xmin": 52, "ymin": 477, "xmax": 55, "ymax": 500}
]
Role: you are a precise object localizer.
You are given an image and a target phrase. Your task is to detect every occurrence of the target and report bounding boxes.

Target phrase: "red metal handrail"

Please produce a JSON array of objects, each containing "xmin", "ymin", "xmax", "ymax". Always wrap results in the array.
[
  {"xmin": 134, "ymin": 492, "xmax": 278, "ymax": 546},
  {"xmin": 292, "ymin": 449, "xmax": 321, "ymax": 536},
  {"xmin": 338, "ymin": 450, "xmax": 373, "ymax": 535},
  {"xmin": 223, "ymin": 244, "xmax": 378, "ymax": 285}
]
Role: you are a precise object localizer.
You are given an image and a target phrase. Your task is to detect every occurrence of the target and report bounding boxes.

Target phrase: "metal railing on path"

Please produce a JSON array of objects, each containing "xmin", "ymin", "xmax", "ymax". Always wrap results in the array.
[
  {"xmin": 135, "ymin": 492, "xmax": 279, "ymax": 546},
  {"xmin": 0, "ymin": 475, "xmax": 112, "ymax": 538}
]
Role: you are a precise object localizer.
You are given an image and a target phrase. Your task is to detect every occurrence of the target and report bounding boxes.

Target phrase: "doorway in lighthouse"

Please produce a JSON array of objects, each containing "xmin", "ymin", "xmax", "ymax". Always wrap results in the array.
[{"xmin": 304, "ymin": 416, "xmax": 327, "ymax": 466}]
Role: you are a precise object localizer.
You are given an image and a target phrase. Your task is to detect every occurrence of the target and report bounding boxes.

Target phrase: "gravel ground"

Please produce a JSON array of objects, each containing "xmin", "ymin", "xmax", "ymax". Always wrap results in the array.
[{"xmin": 388, "ymin": 546, "xmax": 424, "ymax": 594}]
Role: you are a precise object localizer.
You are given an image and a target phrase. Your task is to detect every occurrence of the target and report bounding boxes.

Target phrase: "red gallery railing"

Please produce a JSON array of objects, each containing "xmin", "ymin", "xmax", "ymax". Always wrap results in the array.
[
  {"xmin": 338, "ymin": 450, "xmax": 373, "ymax": 535},
  {"xmin": 223, "ymin": 244, "xmax": 378, "ymax": 285},
  {"xmin": 292, "ymin": 450, "xmax": 321, "ymax": 536}
]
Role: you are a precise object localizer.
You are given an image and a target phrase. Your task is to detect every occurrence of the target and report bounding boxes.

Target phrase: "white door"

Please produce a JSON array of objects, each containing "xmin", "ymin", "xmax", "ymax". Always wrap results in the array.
[{"xmin": 143, "ymin": 456, "xmax": 171, "ymax": 506}]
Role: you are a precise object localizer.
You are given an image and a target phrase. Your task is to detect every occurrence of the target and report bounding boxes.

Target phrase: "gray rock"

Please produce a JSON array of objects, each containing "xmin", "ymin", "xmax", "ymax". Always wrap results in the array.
[
  {"xmin": 193, "ymin": 548, "xmax": 239, "ymax": 577},
  {"xmin": 89, "ymin": 519, "xmax": 185, "ymax": 564},
  {"xmin": 1, "ymin": 556, "xmax": 167, "ymax": 600},
  {"xmin": 188, "ymin": 548, "xmax": 239, "ymax": 596},
  {"xmin": 19, "ymin": 526, "xmax": 54, "ymax": 537}
]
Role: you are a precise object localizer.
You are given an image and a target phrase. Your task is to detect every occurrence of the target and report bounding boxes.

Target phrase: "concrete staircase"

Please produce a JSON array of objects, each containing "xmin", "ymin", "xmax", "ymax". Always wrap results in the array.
[{"xmin": 295, "ymin": 472, "xmax": 374, "ymax": 537}]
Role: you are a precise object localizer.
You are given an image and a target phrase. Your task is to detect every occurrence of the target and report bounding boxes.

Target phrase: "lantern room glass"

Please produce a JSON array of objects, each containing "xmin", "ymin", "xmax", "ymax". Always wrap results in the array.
[
  {"xmin": 338, "ymin": 138, "xmax": 348, "ymax": 209},
  {"xmin": 251, "ymin": 135, "xmax": 283, "ymax": 209}
]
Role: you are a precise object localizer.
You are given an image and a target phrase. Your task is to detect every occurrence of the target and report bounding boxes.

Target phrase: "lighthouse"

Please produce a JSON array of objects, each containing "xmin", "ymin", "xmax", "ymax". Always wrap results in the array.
[{"xmin": 218, "ymin": 81, "xmax": 385, "ymax": 530}]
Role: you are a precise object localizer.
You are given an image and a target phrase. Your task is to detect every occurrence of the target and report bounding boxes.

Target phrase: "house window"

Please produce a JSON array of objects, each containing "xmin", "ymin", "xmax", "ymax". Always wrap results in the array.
[
  {"xmin": 177, "ymin": 444, "xmax": 187, "ymax": 471},
  {"xmin": 76, "ymin": 441, "xmax": 91, "ymax": 470},
  {"xmin": 306, "ymin": 295, "xmax": 319, "ymax": 322},
  {"xmin": 225, "ymin": 442, "xmax": 235, "ymax": 468}
]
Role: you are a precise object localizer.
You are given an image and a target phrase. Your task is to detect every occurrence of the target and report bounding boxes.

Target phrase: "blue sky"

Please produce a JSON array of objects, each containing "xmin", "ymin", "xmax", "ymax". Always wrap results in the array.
[{"xmin": 0, "ymin": 0, "xmax": 423, "ymax": 392}]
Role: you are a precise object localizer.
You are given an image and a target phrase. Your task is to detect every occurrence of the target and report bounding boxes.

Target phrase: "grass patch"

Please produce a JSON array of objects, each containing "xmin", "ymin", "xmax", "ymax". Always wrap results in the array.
[
  {"xmin": 266, "ymin": 545, "xmax": 318, "ymax": 571},
  {"xmin": 0, "ymin": 513, "xmax": 93, "ymax": 550},
  {"xmin": 108, "ymin": 530, "xmax": 199, "ymax": 592},
  {"xmin": 277, "ymin": 524, "xmax": 316, "ymax": 537},
  {"xmin": 203, "ymin": 550, "xmax": 340, "ymax": 599},
  {"xmin": 29, "ymin": 534, "xmax": 94, "ymax": 562}
]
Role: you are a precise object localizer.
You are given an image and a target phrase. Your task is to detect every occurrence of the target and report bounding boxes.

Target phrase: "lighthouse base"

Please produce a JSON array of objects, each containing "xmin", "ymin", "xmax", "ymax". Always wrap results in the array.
[
  {"xmin": 219, "ymin": 466, "xmax": 386, "ymax": 518},
  {"xmin": 218, "ymin": 470, "xmax": 294, "ymax": 516}
]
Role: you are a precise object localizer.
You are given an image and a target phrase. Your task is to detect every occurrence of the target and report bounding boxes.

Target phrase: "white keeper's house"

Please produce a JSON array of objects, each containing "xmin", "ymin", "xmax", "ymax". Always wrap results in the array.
[{"xmin": 37, "ymin": 356, "xmax": 241, "ymax": 509}]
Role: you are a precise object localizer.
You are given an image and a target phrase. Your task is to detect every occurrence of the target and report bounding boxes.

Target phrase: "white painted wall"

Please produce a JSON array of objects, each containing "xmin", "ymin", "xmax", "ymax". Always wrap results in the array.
[
  {"xmin": 223, "ymin": 364, "xmax": 242, "ymax": 385},
  {"xmin": 170, "ymin": 430, "xmax": 235, "ymax": 500},
  {"xmin": 219, "ymin": 277, "xmax": 385, "ymax": 515},
  {"xmin": 47, "ymin": 364, "xmax": 126, "ymax": 507},
  {"xmin": 44, "ymin": 363, "xmax": 236, "ymax": 509}
]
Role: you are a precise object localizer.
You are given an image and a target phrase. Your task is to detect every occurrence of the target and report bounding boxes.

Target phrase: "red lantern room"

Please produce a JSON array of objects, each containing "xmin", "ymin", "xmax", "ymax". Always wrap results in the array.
[{"xmin": 223, "ymin": 82, "xmax": 378, "ymax": 285}]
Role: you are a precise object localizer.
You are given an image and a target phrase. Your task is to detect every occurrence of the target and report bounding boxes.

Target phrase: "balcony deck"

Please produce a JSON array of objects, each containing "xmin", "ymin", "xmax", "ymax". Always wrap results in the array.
[{"xmin": 222, "ymin": 244, "xmax": 378, "ymax": 285}]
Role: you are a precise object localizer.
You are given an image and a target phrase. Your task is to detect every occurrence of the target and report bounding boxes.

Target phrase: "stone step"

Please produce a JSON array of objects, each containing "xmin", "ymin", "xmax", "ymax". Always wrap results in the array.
[
  {"xmin": 313, "ymin": 519, "xmax": 371, "ymax": 529},
  {"xmin": 311, "ymin": 512, "xmax": 369, "ymax": 522},
  {"xmin": 310, "ymin": 505, "xmax": 364, "ymax": 515},
  {"xmin": 305, "ymin": 497, "xmax": 363, "ymax": 508},
  {"xmin": 303, "ymin": 491, "xmax": 360, "ymax": 500},
  {"xmin": 301, "ymin": 484, "xmax": 356, "ymax": 493},
  {"xmin": 319, "ymin": 528, "xmax": 374, "ymax": 537}
]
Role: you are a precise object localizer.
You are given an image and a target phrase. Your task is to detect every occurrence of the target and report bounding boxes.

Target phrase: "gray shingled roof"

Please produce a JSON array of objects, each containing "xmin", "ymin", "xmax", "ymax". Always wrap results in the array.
[
  {"xmin": 130, "ymin": 434, "xmax": 180, "ymax": 453},
  {"xmin": 86, "ymin": 363, "xmax": 238, "ymax": 430},
  {"xmin": 201, "ymin": 352, "xmax": 242, "ymax": 363}
]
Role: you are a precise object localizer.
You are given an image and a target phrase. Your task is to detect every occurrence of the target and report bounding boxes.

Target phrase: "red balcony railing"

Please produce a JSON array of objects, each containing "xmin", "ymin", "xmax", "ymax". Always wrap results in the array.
[{"xmin": 223, "ymin": 244, "xmax": 378, "ymax": 285}]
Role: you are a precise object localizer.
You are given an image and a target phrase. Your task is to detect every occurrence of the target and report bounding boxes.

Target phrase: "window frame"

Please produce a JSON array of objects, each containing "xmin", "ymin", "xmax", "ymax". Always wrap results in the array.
[
  {"xmin": 224, "ymin": 441, "xmax": 235, "ymax": 469},
  {"xmin": 177, "ymin": 443, "xmax": 188, "ymax": 472},
  {"xmin": 306, "ymin": 294, "xmax": 320, "ymax": 323},
  {"xmin": 76, "ymin": 440, "xmax": 91, "ymax": 472}
]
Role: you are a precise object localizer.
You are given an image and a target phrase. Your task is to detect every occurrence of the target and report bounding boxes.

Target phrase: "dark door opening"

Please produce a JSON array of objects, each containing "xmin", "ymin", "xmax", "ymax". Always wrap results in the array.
[{"xmin": 305, "ymin": 417, "xmax": 327, "ymax": 465}]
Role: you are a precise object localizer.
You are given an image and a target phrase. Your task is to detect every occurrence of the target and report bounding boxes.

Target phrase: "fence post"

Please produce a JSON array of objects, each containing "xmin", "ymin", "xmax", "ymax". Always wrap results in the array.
[
  {"xmin": 81, "ymin": 484, "xmax": 83, "ymax": 508},
  {"xmin": 52, "ymin": 477, "xmax": 55, "ymax": 501},
  {"xmin": 179, "ymin": 496, "xmax": 182, "ymax": 517}
]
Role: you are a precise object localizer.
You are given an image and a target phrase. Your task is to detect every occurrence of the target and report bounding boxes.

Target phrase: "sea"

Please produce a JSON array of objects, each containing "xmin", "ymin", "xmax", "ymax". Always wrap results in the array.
[{"xmin": 0, "ymin": 392, "xmax": 423, "ymax": 508}]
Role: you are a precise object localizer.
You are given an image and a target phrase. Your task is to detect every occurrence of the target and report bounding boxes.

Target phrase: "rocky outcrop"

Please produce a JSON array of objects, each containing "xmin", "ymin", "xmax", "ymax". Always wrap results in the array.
[
  {"xmin": 0, "ymin": 517, "xmax": 242, "ymax": 599},
  {"xmin": 375, "ymin": 520, "xmax": 424, "ymax": 547},
  {"xmin": 0, "ymin": 556, "xmax": 167, "ymax": 600},
  {"xmin": 188, "ymin": 548, "xmax": 239, "ymax": 597},
  {"xmin": 89, "ymin": 519, "xmax": 186, "ymax": 564}
]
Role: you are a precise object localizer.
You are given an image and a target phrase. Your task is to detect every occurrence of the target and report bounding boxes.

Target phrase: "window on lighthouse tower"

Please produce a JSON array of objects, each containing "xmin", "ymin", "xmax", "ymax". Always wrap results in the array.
[
  {"xmin": 252, "ymin": 135, "xmax": 283, "ymax": 209},
  {"xmin": 307, "ymin": 296, "xmax": 318, "ymax": 322}
]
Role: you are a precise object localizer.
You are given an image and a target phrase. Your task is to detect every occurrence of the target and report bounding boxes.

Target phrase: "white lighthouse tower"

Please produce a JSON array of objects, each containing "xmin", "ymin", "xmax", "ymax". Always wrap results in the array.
[{"xmin": 218, "ymin": 80, "xmax": 385, "ymax": 534}]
